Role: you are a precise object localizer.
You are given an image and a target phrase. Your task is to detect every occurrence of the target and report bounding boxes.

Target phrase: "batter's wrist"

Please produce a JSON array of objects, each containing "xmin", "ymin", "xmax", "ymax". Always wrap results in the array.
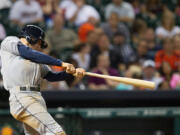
[{"xmin": 61, "ymin": 62, "xmax": 66, "ymax": 68}]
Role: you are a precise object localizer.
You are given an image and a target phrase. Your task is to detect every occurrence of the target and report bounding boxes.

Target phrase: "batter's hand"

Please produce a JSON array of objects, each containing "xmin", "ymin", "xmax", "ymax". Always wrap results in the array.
[
  {"xmin": 74, "ymin": 68, "xmax": 85, "ymax": 78},
  {"xmin": 62, "ymin": 62, "xmax": 76, "ymax": 74}
]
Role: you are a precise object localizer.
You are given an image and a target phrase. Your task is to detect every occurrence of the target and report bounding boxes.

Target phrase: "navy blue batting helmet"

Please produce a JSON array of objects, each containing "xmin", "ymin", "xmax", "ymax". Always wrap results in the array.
[{"xmin": 19, "ymin": 25, "xmax": 48, "ymax": 49}]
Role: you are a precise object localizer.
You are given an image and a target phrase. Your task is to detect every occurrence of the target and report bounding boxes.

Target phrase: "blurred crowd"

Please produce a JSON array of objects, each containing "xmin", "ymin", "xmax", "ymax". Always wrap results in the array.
[{"xmin": 0, "ymin": 0, "xmax": 180, "ymax": 90}]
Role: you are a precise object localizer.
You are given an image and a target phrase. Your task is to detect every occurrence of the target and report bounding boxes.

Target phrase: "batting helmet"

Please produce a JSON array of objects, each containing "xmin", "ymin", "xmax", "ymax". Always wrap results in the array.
[{"xmin": 19, "ymin": 25, "xmax": 48, "ymax": 49}]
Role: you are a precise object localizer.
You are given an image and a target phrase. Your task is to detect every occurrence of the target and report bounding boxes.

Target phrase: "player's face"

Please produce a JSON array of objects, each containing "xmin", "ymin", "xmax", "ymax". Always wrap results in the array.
[{"xmin": 31, "ymin": 41, "xmax": 42, "ymax": 52}]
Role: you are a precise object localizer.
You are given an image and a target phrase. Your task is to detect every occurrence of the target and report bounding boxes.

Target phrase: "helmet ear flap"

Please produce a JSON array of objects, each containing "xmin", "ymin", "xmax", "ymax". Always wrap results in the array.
[
  {"xmin": 26, "ymin": 36, "xmax": 32, "ymax": 44},
  {"xmin": 26, "ymin": 35, "xmax": 38, "ymax": 45}
]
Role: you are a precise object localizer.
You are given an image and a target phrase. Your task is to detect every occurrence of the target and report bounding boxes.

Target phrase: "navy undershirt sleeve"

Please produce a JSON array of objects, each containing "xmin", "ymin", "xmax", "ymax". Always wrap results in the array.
[
  {"xmin": 17, "ymin": 43, "xmax": 62, "ymax": 66},
  {"xmin": 43, "ymin": 71, "xmax": 73, "ymax": 82}
]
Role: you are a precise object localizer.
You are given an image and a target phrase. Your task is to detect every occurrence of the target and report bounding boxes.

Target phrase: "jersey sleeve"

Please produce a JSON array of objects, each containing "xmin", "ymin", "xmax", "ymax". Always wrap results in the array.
[
  {"xmin": 43, "ymin": 71, "xmax": 73, "ymax": 82},
  {"xmin": 1, "ymin": 36, "xmax": 20, "ymax": 55},
  {"xmin": 17, "ymin": 43, "xmax": 62, "ymax": 66},
  {"xmin": 1, "ymin": 37, "xmax": 63, "ymax": 66}
]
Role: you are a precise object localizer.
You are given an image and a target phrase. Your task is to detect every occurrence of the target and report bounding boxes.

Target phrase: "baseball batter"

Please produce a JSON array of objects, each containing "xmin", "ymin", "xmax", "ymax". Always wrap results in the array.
[{"xmin": 0, "ymin": 25, "xmax": 85, "ymax": 135}]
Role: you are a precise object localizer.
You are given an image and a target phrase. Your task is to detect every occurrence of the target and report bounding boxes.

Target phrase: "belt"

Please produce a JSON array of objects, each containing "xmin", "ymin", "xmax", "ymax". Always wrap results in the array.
[{"xmin": 20, "ymin": 86, "xmax": 40, "ymax": 92}]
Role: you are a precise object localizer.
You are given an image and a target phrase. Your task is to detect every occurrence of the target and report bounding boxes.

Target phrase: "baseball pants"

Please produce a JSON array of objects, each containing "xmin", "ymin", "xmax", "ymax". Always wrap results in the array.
[{"xmin": 9, "ymin": 91, "xmax": 66, "ymax": 135}]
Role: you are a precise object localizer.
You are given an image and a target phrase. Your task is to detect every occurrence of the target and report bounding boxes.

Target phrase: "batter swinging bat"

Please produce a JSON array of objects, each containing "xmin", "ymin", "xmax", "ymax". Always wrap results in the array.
[{"xmin": 85, "ymin": 72, "xmax": 155, "ymax": 89}]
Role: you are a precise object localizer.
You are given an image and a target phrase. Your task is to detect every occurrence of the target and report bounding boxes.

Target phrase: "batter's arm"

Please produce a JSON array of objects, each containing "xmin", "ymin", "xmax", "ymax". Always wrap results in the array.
[
  {"xmin": 1, "ymin": 37, "xmax": 63, "ymax": 66},
  {"xmin": 17, "ymin": 44, "xmax": 62, "ymax": 66},
  {"xmin": 43, "ymin": 71, "xmax": 73, "ymax": 82},
  {"xmin": 42, "ymin": 67, "xmax": 85, "ymax": 82},
  {"xmin": 18, "ymin": 44, "xmax": 76, "ymax": 74}
]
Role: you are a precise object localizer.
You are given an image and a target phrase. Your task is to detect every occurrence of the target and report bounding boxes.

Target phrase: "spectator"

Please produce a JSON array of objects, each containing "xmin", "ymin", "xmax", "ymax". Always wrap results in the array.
[
  {"xmin": 125, "ymin": 64, "xmax": 142, "ymax": 79},
  {"xmin": 90, "ymin": 33, "xmax": 122, "ymax": 69},
  {"xmin": 132, "ymin": 19, "xmax": 147, "ymax": 47},
  {"xmin": 87, "ymin": 0, "xmax": 105, "ymax": 21},
  {"xmin": 37, "ymin": 0, "xmax": 59, "ymax": 14},
  {"xmin": 173, "ymin": 34, "xmax": 180, "ymax": 68},
  {"xmin": 159, "ymin": 62, "xmax": 173, "ymax": 84},
  {"xmin": 135, "ymin": 39, "xmax": 149, "ymax": 64},
  {"xmin": 9, "ymin": 0, "xmax": 43, "ymax": 26},
  {"xmin": 132, "ymin": 0, "xmax": 141, "ymax": 15},
  {"xmin": 170, "ymin": 73, "xmax": 180, "ymax": 89},
  {"xmin": 105, "ymin": 0, "xmax": 135, "ymax": 24},
  {"xmin": 158, "ymin": 80, "xmax": 171, "ymax": 90},
  {"xmin": 145, "ymin": 0, "xmax": 163, "ymax": 15},
  {"xmin": 170, "ymin": 62, "xmax": 180, "ymax": 89},
  {"xmin": 176, "ymin": 0, "xmax": 180, "ymax": 15},
  {"xmin": 64, "ymin": 0, "xmax": 100, "ymax": 26},
  {"xmin": 0, "ymin": 0, "xmax": 12, "ymax": 10},
  {"xmin": 37, "ymin": 0, "xmax": 59, "ymax": 27},
  {"xmin": 78, "ymin": 22, "xmax": 95, "ymax": 42},
  {"xmin": 112, "ymin": 32, "xmax": 136, "ymax": 64},
  {"xmin": 155, "ymin": 10, "xmax": 180, "ymax": 40},
  {"xmin": 88, "ymin": 54, "xmax": 119, "ymax": 90},
  {"xmin": 116, "ymin": 64, "xmax": 142, "ymax": 90},
  {"xmin": 155, "ymin": 38, "xmax": 179, "ymax": 70},
  {"xmin": 144, "ymin": 28, "xmax": 162, "ymax": 60},
  {"xmin": 173, "ymin": 34, "xmax": 180, "ymax": 51},
  {"xmin": 142, "ymin": 60, "xmax": 162, "ymax": 88},
  {"xmin": 173, "ymin": 34, "xmax": 180, "ymax": 67},
  {"xmin": 101, "ymin": 12, "xmax": 130, "ymax": 43},
  {"xmin": 72, "ymin": 43, "xmax": 91, "ymax": 70},
  {"xmin": 136, "ymin": 4, "xmax": 158, "ymax": 29},
  {"xmin": 59, "ymin": 0, "xmax": 76, "ymax": 13},
  {"xmin": 86, "ymin": 31, "xmax": 98, "ymax": 46},
  {"xmin": 86, "ymin": 28, "xmax": 104, "ymax": 46},
  {"xmin": 45, "ymin": 13, "xmax": 77, "ymax": 54}
]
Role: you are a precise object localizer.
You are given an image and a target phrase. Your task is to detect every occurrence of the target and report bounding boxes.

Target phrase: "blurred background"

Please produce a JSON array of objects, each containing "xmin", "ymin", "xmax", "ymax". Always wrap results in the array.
[{"xmin": 1, "ymin": 0, "xmax": 180, "ymax": 135}]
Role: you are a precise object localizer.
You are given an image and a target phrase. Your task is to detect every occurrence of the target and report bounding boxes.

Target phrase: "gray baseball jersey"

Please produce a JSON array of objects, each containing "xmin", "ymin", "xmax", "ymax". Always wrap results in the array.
[
  {"xmin": 0, "ymin": 36, "xmax": 49, "ymax": 90},
  {"xmin": 0, "ymin": 36, "xmax": 66, "ymax": 135}
]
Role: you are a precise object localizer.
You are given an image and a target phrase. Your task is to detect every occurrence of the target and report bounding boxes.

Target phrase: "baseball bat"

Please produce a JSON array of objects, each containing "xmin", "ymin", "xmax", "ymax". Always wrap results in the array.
[{"xmin": 85, "ymin": 72, "xmax": 155, "ymax": 89}]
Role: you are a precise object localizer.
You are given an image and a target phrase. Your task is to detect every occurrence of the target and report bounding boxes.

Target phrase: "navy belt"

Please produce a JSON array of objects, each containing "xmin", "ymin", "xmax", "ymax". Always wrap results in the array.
[{"xmin": 20, "ymin": 86, "xmax": 40, "ymax": 92}]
